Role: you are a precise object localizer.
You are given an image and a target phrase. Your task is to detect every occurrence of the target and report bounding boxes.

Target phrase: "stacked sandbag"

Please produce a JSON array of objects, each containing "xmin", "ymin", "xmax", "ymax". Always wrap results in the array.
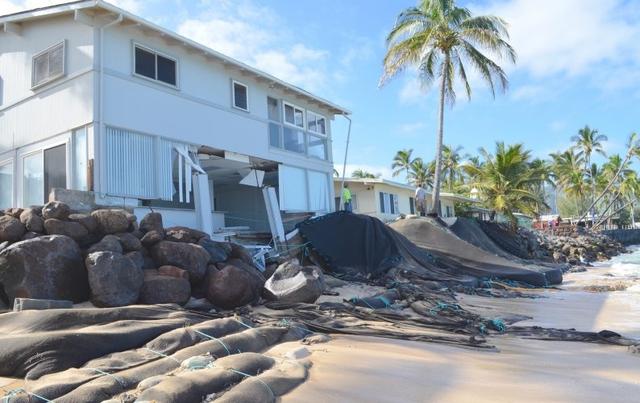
[{"xmin": 0, "ymin": 203, "xmax": 267, "ymax": 310}]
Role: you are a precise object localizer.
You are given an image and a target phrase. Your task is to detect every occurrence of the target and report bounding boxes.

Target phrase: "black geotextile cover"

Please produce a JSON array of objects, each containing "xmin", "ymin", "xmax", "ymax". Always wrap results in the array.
[
  {"xmin": 476, "ymin": 220, "xmax": 532, "ymax": 259},
  {"xmin": 297, "ymin": 212, "xmax": 402, "ymax": 278}
]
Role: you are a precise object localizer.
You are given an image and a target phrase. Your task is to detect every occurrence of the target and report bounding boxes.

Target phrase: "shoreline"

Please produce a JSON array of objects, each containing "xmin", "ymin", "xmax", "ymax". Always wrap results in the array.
[{"xmin": 274, "ymin": 255, "xmax": 640, "ymax": 402}]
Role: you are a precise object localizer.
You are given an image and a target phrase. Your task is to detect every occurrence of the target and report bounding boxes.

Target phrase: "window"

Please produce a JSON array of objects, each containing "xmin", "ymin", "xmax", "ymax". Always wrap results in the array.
[
  {"xmin": 446, "ymin": 205, "xmax": 453, "ymax": 217},
  {"xmin": 0, "ymin": 161, "xmax": 13, "ymax": 209},
  {"xmin": 105, "ymin": 127, "xmax": 156, "ymax": 199},
  {"xmin": 32, "ymin": 41, "xmax": 65, "ymax": 88},
  {"xmin": 71, "ymin": 127, "xmax": 87, "ymax": 191},
  {"xmin": 379, "ymin": 192, "xmax": 398, "ymax": 214},
  {"xmin": 44, "ymin": 144, "xmax": 67, "ymax": 202},
  {"xmin": 232, "ymin": 81, "xmax": 249, "ymax": 111},
  {"xmin": 409, "ymin": 197, "xmax": 415, "ymax": 214},
  {"xmin": 134, "ymin": 44, "xmax": 177, "ymax": 87},
  {"xmin": 307, "ymin": 111, "xmax": 326, "ymax": 135},
  {"xmin": 284, "ymin": 102, "xmax": 305, "ymax": 128},
  {"xmin": 23, "ymin": 152, "xmax": 44, "ymax": 207},
  {"xmin": 268, "ymin": 97, "xmax": 329, "ymax": 160}
]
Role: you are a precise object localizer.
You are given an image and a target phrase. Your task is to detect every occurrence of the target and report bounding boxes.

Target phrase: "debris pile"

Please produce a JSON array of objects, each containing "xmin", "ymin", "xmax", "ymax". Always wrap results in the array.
[
  {"xmin": 528, "ymin": 229, "xmax": 626, "ymax": 264},
  {"xmin": 0, "ymin": 203, "xmax": 268, "ymax": 310}
]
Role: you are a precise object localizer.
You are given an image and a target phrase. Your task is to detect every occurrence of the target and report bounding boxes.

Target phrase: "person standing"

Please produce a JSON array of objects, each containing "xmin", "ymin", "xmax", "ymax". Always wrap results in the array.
[
  {"xmin": 342, "ymin": 184, "xmax": 353, "ymax": 212},
  {"xmin": 415, "ymin": 183, "xmax": 427, "ymax": 217}
]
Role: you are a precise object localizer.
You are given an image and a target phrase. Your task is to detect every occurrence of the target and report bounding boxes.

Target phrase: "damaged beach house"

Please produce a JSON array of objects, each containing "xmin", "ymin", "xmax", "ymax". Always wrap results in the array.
[{"xmin": 0, "ymin": 0, "xmax": 350, "ymax": 260}]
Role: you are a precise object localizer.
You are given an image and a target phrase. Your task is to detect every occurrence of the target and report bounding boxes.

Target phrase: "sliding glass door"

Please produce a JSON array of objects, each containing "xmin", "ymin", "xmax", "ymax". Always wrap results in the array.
[
  {"xmin": 0, "ymin": 162, "xmax": 13, "ymax": 209},
  {"xmin": 22, "ymin": 144, "xmax": 67, "ymax": 207}
]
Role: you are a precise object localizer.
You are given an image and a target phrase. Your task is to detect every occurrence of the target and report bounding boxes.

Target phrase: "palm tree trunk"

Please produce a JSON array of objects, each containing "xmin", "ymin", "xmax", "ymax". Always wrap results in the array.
[
  {"xmin": 593, "ymin": 199, "xmax": 637, "ymax": 230},
  {"xmin": 577, "ymin": 151, "xmax": 633, "ymax": 224},
  {"xmin": 430, "ymin": 56, "xmax": 448, "ymax": 216}
]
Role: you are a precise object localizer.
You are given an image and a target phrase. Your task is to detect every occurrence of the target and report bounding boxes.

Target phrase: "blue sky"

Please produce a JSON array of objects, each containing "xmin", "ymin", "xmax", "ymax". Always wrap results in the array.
[{"xmin": 3, "ymin": 0, "xmax": 639, "ymax": 180}]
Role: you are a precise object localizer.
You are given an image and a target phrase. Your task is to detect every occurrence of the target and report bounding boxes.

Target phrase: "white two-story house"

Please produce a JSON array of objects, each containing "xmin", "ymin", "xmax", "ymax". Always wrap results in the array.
[{"xmin": 0, "ymin": 0, "xmax": 349, "ymax": 236}]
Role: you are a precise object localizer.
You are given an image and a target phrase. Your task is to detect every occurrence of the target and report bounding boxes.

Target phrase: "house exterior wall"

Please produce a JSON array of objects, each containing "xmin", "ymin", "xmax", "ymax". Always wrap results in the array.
[
  {"xmin": 0, "ymin": 14, "xmax": 95, "ymax": 154},
  {"xmin": 100, "ymin": 24, "xmax": 334, "ymax": 174}
]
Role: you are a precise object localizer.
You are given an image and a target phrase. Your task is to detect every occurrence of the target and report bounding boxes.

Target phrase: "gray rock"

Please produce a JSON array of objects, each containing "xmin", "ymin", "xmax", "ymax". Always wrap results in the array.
[
  {"xmin": 139, "ymin": 274, "xmax": 191, "ymax": 305},
  {"xmin": 0, "ymin": 215, "xmax": 26, "ymax": 243},
  {"xmin": 229, "ymin": 243, "xmax": 254, "ymax": 266},
  {"xmin": 165, "ymin": 226, "xmax": 209, "ymax": 244},
  {"xmin": 126, "ymin": 251, "xmax": 145, "ymax": 271},
  {"xmin": 21, "ymin": 232, "xmax": 40, "ymax": 241},
  {"xmin": 91, "ymin": 209, "xmax": 130, "ymax": 234},
  {"xmin": 206, "ymin": 265, "xmax": 260, "ymax": 309},
  {"xmin": 141, "ymin": 230, "xmax": 164, "ymax": 247},
  {"xmin": 42, "ymin": 201, "xmax": 71, "ymax": 220},
  {"xmin": 4, "ymin": 208, "xmax": 23, "ymax": 218},
  {"xmin": 86, "ymin": 251, "xmax": 144, "ymax": 307},
  {"xmin": 116, "ymin": 232, "xmax": 142, "ymax": 252},
  {"xmin": 19, "ymin": 208, "xmax": 44, "ymax": 233},
  {"xmin": 44, "ymin": 218, "xmax": 89, "ymax": 241},
  {"xmin": 0, "ymin": 235, "xmax": 89, "ymax": 306},
  {"xmin": 0, "ymin": 241, "xmax": 8, "ymax": 253},
  {"xmin": 198, "ymin": 238, "xmax": 230, "ymax": 263},
  {"xmin": 87, "ymin": 235, "xmax": 123, "ymax": 255},
  {"xmin": 263, "ymin": 261, "xmax": 325, "ymax": 304},
  {"xmin": 69, "ymin": 213, "xmax": 99, "ymax": 233},
  {"xmin": 150, "ymin": 241, "xmax": 209, "ymax": 283},
  {"xmin": 140, "ymin": 212, "xmax": 164, "ymax": 234}
]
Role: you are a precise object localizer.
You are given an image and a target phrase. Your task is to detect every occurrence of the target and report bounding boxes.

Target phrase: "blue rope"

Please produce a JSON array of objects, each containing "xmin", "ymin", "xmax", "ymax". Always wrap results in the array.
[
  {"xmin": 144, "ymin": 347, "xmax": 181, "ymax": 364},
  {"xmin": 84, "ymin": 367, "xmax": 126, "ymax": 387},
  {"xmin": 490, "ymin": 318, "xmax": 506, "ymax": 332},
  {"xmin": 278, "ymin": 319, "xmax": 314, "ymax": 335},
  {"xmin": 2, "ymin": 388, "xmax": 51, "ymax": 403},
  {"xmin": 429, "ymin": 302, "xmax": 461, "ymax": 315},
  {"xmin": 193, "ymin": 329, "xmax": 231, "ymax": 356}
]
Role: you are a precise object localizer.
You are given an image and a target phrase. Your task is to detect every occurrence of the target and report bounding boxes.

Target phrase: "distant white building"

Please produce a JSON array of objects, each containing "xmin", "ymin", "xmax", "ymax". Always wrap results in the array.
[
  {"xmin": 333, "ymin": 178, "xmax": 477, "ymax": 222},
  {"xmin": 0, "ymin": 1, "xmax": 349, "ymax": 235}
]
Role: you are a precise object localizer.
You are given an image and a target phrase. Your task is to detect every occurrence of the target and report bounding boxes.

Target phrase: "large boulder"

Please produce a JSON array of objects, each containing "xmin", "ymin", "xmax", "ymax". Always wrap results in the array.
[
  {"xmin": 226, "ymin": 258, "xmax": 266, "ymax": 291},
  {"xmin": 165, "ymin": 226, "xmax": 209, "ymax": 244},
  {"xmin": 42, "ymin": 201, "xmax": 71, "ymax": 221},
  {"xmin": 44, "ymin": 219, "xmax": 89, "ymax": 242},
  {"xmin": 198, "ymin": 238, "xmax": 230, "ymax": 263},
  {"xmin": 158, "ymin": 265, "xmax": 189, "ymax": 280},
  {"xmin": 229, "ymin": 243, "xmax": 254, "ymax": 266},
  {"xmin": 0, "ymin": 235, "xmax": 89, "ymax": 305},
  {"xmin": 150, "ymin": 241, "xmax": 209, "ymax": 283},
  {"xmin": 140, "ymin": 212, "xmax": 164, "ymax": 234},
  {"xmin": 91, "ymin": 209, "xmax": 130, "ymax": 234},
  {"xmin": 87, "ymin": 235, "xmax": 123, "ymax": 255},
  {"xmin": 115, "ymin": 232, "xmax": 142, "ymax": 252},
  {"xmin": 141, "ymin": 230, "xmax": 164, "ymax": 247},
  {"xmin": 19, "ymin": 208, "xmax": 44, "ymax": 233},
  {"xmin": 68, "ymin": 213, "xmax": 99, "ymax": 233},
  {"xmin": 264, "ymin": 261, "xmax": 325, "ymax": 304},
  {"xmin": 139, "ymin": 273, "xmax": 191, "ymax": 305},
  {"xmin": 206, "ymin": 265, "xmax": 261, "ymax": 309},
  {"xmin": 86, "ymin": 251, "xmax": 144, "ymax": 307},
  {"xmin": 0, "ymin": 215, "xmax": 26, "ymax": 243}
]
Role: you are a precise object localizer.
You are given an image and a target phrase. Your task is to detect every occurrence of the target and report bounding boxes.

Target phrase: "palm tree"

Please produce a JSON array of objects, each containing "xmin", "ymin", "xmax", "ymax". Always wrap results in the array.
[
  {"xmin": 464, "ymin": 142, "xmax": 547, "ymax": 228},
  {"xmin": 441, "ymin": 145, "xmax": 464, "ymax": 192},
  {"xmin": 571, "ymin": 126, "xmax": 607, "ymax": 220},
  {"xmin": 528, "ymin": 158, "xmax": 555, "ymax": 215},
  {"xmin": 391, "ymin": 149, "xmax": 415, "ymax": 179},
  {"xmin": 550, "ymin": 149, "xmax": 587, "ymax": 201},
  {"xmin": 380, "ymin": 0, "xmax": 516, "ymax": 216},
  {"xmin": 407, "ymin": 158, "xmax": 434, "ymax": 188},
  {"xmin": 352, "ymin": 169, "xmax": 380, "ymax": 179}
]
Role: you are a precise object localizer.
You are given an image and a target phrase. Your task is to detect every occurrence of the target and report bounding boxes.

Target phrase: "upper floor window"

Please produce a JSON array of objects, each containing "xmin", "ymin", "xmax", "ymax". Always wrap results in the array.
[
  {"xmin": 134, "ymin": 44, "xmax": 177, "ymax": 87},
  {"xmin": 284, "ymin": 102, "xmax": 305, "ymax": 128},
  {"xmin": 232, "ymin": 80, "xmax": 249, "ymax": 111},
  {"xmin": 307, "ymin": 111, "xmax": 326, "ymax": 135},
  {"xmin": 32, "ymin": 41, "xmax": 65, "ymax": 88}
]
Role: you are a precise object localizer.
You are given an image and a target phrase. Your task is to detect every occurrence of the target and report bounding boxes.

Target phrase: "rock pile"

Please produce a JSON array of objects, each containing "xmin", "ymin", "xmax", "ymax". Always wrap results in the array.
[
  {"xmin": 519, "ymin": 227, "xmax": 626, "ymax": 265},
  {"xmin": 0, "ymin": 203, "xmax": 270, "ymax": 310}
]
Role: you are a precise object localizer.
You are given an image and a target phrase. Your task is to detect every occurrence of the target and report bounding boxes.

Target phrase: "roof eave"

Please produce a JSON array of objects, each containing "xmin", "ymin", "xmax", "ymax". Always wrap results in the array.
[{"xmin": 0, "ymin": 0, "xmax": 350, "ymax": 116}]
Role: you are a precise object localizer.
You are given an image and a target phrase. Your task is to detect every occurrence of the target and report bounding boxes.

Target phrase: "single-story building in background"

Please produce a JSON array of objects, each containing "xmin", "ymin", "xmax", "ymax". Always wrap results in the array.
[
  {"xmin": 333, "ymin": 178, "xmax": 478, "ymax": 222},
  {"xmin": 0, "ymin": 1, "xmax": 349, "ymax": 243}
]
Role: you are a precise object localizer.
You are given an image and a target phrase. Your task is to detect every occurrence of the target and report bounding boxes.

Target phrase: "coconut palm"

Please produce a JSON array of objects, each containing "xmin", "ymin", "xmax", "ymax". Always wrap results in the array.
[
  {"xmin": 407, "ymin": 158, "xmax": 434, "ymax": 188},
  {"xmin": 528, "ymin": 158, "xmax": 555, "ymax": 215},
  {"xmin": 464, "ymin": 142, "xmax": 547, "ymax": 228},
  {"xmin": 352, "ymin": 169, "xmax": 380, "ymax": 179},
  {"xmin": 571, "ymin": 126, "xmax": 607, "ymax": 219},
  {"xmin": 380, "ymin": 0, "xmax": 516, "ymax": 216},
  {"xmin": 391, "ymin": 149, "xmax": 415, "ymax": 179},
  {"xmin": 550, "ymin": 149, "xmax": 587, "ymax": 201},
  {"xmin": 441, "ymin": 145, "xmax": 465, "ymax": 191}
]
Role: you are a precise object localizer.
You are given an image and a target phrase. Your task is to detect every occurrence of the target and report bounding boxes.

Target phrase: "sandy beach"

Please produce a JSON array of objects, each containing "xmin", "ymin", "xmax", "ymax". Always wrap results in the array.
[{"xmin": 270, "ymin": 250, "xmax": 640, "ymax": 403}]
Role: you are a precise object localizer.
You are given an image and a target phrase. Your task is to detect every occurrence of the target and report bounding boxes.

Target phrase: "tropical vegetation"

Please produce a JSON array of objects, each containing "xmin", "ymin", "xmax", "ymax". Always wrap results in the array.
[{"xmin": 380, "ymin": 0, "xmax": 516, "ymax": 215}]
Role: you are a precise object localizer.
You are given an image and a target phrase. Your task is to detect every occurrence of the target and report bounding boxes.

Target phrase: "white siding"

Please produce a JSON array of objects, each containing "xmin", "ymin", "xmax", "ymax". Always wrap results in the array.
[{"xmin": 0, "ymin": 15, "xmax": 95, "ymax": 154}]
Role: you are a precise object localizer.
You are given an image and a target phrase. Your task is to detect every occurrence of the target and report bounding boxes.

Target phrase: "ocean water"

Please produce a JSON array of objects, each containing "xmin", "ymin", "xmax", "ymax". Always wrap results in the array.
[{"xmin": 588, "ymin": 246, "xmax": 640, "ymax": 292}]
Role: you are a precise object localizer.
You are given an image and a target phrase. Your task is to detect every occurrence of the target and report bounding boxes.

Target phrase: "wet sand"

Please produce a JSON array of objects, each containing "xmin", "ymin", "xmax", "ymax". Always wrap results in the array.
[{"xmin": 275, "ymin": 265, "xmax": 640, "ymax": 402}]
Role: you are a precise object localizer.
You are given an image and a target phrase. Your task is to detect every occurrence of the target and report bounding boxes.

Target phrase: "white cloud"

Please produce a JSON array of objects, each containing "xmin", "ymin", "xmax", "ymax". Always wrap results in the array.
[
  {"xmin": 484, "ymin": 0, "xmax": 640, "ymax": 87},
  {"xmin": 397, "ymin": 121, "xmax": 427, "ymax": 136},
  {"xmin": 399, "ymin": 77, "xmax": 427, "ymax": 105},
  {"xmin": 176, "ymin": 0, "xmax": 332, "ymax": 94}
]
